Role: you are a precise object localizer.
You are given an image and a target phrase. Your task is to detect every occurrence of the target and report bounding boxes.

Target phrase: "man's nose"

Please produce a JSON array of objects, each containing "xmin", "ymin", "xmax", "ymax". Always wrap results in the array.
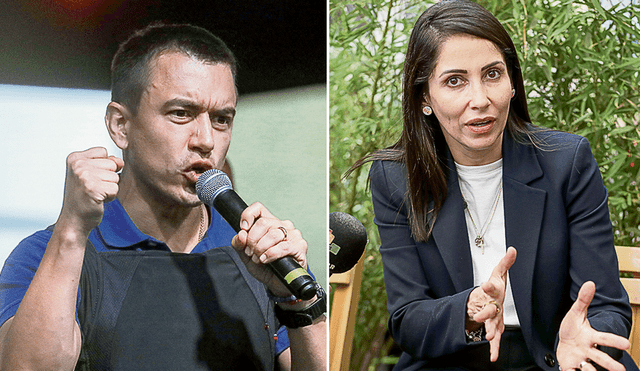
[{"xmin": 189, "ymin": 114, "xmax": 215, "ymax": 153}]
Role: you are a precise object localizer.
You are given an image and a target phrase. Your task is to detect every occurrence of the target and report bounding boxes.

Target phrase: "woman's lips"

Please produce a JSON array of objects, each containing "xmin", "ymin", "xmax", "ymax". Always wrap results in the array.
[{"xmin": 466, "ymin": 118, "xmax": 495, "ymax": 134}]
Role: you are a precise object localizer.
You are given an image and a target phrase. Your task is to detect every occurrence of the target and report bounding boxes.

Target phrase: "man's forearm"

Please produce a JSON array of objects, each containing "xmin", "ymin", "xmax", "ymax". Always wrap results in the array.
[
  {"xmin": 0, "ymin": 224, "xmax": 85, "ymax": 370},
  {"xmin": 276, "ymin": 292, "xmax": 327, "ymax": 371},
  {"xmin": 287, "ymin": 316, "xmax": 327, "ymax": 371}
]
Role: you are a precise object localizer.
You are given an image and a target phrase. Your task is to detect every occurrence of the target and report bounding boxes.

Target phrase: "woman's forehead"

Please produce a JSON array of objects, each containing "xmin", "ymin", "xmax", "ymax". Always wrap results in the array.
[{"xmin": 433, "ymin": 35, "xmax": 505, "ymax": 73}]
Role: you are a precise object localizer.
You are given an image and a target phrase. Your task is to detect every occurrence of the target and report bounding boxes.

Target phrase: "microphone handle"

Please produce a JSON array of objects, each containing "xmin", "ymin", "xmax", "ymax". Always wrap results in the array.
[
  {"xmin": 213, "ymin": 190, "xmax": 317, "ymax": 300},
  {"xmin": 213, "ymin": 189, "xmax": 247, "ymax": 233}
]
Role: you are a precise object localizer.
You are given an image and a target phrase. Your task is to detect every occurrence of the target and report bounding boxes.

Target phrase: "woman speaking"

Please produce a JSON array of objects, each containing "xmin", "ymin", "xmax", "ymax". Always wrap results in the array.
[{"xmin": 355, "ymin": 0, "xmax": 637, "ymax": 370}]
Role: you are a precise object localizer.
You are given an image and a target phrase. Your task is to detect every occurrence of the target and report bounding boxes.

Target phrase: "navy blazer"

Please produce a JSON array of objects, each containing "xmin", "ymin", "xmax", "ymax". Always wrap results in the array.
[{"xmin": 370, "ymin": 130, "xmax": 634, "ymax": 370}]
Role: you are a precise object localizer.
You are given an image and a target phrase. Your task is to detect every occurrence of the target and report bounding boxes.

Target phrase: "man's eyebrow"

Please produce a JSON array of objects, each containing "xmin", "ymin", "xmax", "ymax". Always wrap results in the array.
[
  {"xmin": 162, "ymin": 98, "xmax": 202, "ymax": 111},
  {"xmin": 162, "ymin": 99, "xmax": 236, "ymax": 117},
  {"xmin": 212, "ymin": 107, "xmax": 236, "ymax": 117},
  {"xmin": 438, "ymin": 61, "xmax": 505, "ymax": 78}
]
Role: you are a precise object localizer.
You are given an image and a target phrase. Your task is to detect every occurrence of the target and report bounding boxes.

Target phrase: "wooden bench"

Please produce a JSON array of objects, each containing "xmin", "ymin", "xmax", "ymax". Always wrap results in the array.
[{"xmin": 616, "ymin": 245, "xmax": 640, "ymax": 364}]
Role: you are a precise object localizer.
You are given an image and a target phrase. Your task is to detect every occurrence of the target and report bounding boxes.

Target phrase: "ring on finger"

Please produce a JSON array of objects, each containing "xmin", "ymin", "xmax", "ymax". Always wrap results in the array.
[
  {"xmin": 277, "ymin": 226, "xmax": 288, "ymax": 241},
  {"xmin": 579, "ymin": 361, "xmax": 589, "ymax": 369},
  {"xmin": 482, "ymin": 300, "xmax": 501, "ymax": 315}
]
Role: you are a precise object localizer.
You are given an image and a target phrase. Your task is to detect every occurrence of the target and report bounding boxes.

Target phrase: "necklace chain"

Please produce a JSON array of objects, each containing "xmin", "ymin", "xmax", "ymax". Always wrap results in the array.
[
  {"xmin": 460, "ymin": 179, "xmax": 502, "ymax": 254},
  {"xmin": 197, "ymin": 205, "xmax": 207, "ymax": 242}
]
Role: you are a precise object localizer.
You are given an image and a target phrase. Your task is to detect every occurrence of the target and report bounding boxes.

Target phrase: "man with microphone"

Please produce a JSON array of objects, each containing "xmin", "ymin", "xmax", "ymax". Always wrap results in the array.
[{"xmin": 0, "ymin": 23, "xmax": 326, "ymax": 370}]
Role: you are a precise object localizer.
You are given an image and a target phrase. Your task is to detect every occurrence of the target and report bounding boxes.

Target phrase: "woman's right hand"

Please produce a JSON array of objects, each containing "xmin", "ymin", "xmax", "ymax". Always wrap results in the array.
[
  {"xmin": 556, "ymin": 281, "xmax": 630, "ymax": 371},
  {"xmin": 465, "ymin": 246, "xmax": 517, "ymax": 362}
]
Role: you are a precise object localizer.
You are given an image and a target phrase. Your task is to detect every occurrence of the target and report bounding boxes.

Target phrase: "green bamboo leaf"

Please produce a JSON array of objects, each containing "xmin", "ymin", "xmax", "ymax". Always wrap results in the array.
[
  {"xmin": 571, "ymin": 111, "xmax": 593, "ymax": 126},
  {"xmin": 609, "ymin": 126, "xmax": 636, "ymax": 136},
  {"xmin": 616, "ymin": 57, "xmax": 640, "ymax": 70},
  {"xmin": 589, "ymin": 0, "xmax": 607, "ymax": 19},
  {"xmin": 605, "ymin": 153, "xmax": 630, "ymax": 179}
]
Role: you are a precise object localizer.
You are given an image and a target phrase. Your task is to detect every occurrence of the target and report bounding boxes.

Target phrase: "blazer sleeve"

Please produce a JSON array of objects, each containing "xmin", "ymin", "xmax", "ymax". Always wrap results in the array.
[
  {"xmin": 564, "ymin": 138, "xmax": 632, "ymax": 340},
  {"xmin": 370, "ymin": 160, "xmax": 474, "ymax": 359}
]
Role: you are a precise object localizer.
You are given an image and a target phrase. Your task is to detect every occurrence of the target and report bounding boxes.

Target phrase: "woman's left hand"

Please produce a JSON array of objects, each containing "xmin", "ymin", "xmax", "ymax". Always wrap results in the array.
[
  {"xmin": 556, "ymin": 281, "xmax": 630, "ymax": 371},
  {"xmin": 466, "ymin": 246, "xmax": 517, "ymax": 362}
]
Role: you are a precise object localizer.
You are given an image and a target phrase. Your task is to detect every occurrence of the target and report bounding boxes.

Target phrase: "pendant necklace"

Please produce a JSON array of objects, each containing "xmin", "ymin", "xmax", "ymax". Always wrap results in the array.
[{"xmin": 460, "ymin": 179, "xmax": 502, "ymax": 254}]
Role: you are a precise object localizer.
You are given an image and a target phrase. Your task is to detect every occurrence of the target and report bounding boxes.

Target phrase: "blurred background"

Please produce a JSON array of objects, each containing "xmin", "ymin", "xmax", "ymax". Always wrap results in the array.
[
  {"xmin": 0, "ymin": 0, "xmax": 327, "ymax": 288},
  {"xmin": 330, "ymin": 0, "xmax": 639, "ymax": 369}
]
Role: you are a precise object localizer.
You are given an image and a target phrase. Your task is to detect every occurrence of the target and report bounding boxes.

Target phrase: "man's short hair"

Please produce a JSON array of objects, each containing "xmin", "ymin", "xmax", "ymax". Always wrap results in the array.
[{"xmin": 111, "ymin": 23, "xmax": 237, "ymax": 114}]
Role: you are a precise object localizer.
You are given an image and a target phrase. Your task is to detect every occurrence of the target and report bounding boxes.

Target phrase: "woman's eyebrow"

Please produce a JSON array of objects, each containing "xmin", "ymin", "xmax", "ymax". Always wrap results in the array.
[
  {"xmin": 438, "ymin": 61, "xmax": 505, "ymax": 78},
  {"xmin": 439, "ymin": 68, "xmax": 466, "ymax": 78},
  {"xmin": 481, "ymin": 60, "xmax": 506, "ymax": 71}
]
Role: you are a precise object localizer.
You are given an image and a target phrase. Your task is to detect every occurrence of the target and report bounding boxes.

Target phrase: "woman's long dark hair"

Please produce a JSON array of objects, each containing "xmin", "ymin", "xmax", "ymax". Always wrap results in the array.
[{"xmin": 352, "ymin": 0, "xmax": 538, "ymax": 242}]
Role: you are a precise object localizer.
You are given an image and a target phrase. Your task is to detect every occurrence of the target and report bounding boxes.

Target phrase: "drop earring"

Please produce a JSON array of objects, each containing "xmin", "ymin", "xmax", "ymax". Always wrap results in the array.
[{"xmin": 422, "ymin": 106, "xmax": 433, "ymax": 116}]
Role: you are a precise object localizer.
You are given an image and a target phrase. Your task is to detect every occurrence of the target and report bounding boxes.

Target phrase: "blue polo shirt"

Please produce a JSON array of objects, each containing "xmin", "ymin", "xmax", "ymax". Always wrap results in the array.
[{"xmin": 0, "ymin": 199, "xmax": 290, "ymax": 356}]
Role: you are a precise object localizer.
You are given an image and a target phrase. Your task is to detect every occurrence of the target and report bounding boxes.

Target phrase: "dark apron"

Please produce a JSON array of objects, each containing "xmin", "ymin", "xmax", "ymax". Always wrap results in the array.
[{"xmin": 73, "ymin": 240, "xmax": 276, "ymax": 371}]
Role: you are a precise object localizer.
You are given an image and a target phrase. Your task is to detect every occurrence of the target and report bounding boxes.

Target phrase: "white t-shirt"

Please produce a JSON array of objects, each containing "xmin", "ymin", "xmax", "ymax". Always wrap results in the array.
[{"xmin": 456, "ymin": 159, "xmax": 520, "ymax": 327}]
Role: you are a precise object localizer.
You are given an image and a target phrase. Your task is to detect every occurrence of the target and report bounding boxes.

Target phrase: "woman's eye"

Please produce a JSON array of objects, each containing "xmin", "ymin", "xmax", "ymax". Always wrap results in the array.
[
  {"xmin": 446, "ymin": 76, "xmax": 462, "ymax": 87},
  {"xmin": 486, "ymin": 69, "xmax": 501, "ymax": 80}
]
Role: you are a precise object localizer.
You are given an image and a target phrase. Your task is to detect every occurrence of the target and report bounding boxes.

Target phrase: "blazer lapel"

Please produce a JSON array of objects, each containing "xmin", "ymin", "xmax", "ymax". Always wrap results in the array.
[
  {"xmin": 431, "ymin": 155, "xmax": 475, "ymax": 293},
  {"xmin": 429, "ymin": 134, "xmax": 547, "ymax": 304},
  {"xmin": 502, "ymin": 133, "xmax": 546, "ymax": 336}
]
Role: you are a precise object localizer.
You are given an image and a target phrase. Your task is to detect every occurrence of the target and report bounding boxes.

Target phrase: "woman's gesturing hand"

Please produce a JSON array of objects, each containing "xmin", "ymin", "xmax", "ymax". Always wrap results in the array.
[
  {"xmin": 557, "ymin": 281, "xmax": 630, "ymax": 371},
  {"xmin": 466, "ymin": 246, "xmax": 517, "ymax": 362}
]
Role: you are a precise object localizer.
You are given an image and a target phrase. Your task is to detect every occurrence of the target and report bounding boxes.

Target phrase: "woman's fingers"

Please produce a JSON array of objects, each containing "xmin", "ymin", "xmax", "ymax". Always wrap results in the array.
[
  {"xmin": 488, "ymin": 328, "xmax": 503, "ymax": 362},
  {"xmin": 492, "ymin": 246, "xmax": 517, "ymax": 280},
  {"xmin": 587, "ymin": 346, "xmax": 627, "ymax": 371},
  {"xmin": 473, "ymin": 299, "xmax": 500, "ymax": 323},
  {"xmin": 570, "ymin": 281, "xmax": 596, "ymax": 319}
]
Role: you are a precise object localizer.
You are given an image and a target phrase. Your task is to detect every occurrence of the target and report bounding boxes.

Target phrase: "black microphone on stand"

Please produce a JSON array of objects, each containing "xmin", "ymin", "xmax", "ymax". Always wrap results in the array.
[{"xmin": 196, "ymin": 169, "xmax": 317, "ymax": 300}]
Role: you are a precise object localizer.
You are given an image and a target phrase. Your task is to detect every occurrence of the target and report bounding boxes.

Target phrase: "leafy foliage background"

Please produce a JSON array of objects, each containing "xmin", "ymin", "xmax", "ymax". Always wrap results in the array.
[{"xmin": 330, "ymin": 0, "xmax": 640, "ymax": 370}]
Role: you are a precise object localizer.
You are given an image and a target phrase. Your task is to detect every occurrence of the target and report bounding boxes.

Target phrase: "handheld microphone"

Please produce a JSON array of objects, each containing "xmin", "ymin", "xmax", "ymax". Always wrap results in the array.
[
  {"xmin": 196, "ymin": 169, "xmax": 317, "ymax": 300},
  {"xmin": 329, "ymin": 212, "xmax": 367, "ymax": 276}
]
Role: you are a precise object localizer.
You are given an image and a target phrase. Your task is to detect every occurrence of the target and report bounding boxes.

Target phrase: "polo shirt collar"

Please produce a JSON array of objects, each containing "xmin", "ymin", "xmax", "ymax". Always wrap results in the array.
[{"xmin": 97, "ymin": 199, "xmax": 163, "ymax": 249}]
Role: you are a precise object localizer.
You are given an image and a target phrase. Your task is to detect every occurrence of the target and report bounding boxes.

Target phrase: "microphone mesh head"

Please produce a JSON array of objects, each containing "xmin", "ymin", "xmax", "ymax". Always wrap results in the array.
[
  {"xmin": 196, "ymin": 169, "xmax": 233, "ymax": 205},
  {"xmin": 329, "ymin": 211, "xmax": 368, "ymax": 274}
]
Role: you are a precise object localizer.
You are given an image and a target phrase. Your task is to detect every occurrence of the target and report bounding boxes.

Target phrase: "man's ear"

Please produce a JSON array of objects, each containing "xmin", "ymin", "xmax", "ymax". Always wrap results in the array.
[{"xmin": 105, "ymin": 102, "xmax": 131, "ymax": 150}]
